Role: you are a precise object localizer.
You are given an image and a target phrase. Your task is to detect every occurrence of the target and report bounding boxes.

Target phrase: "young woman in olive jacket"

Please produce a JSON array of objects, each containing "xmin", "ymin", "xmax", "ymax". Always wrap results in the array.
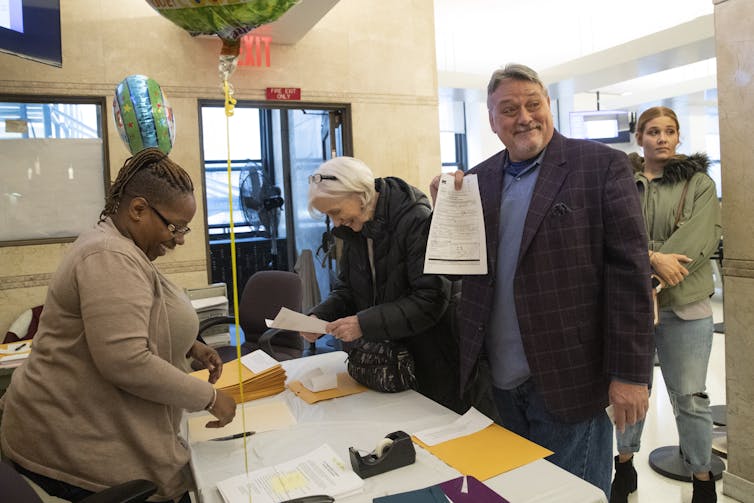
[{"xmin": 611, "ymin": 107, "xmax": 722, "ymax": 503}]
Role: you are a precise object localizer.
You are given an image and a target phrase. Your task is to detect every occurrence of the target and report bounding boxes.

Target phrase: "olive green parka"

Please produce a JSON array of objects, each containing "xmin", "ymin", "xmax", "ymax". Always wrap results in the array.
[{"xmin": 631, "ymin": 152, "xmax": 722, "ymax": 308}]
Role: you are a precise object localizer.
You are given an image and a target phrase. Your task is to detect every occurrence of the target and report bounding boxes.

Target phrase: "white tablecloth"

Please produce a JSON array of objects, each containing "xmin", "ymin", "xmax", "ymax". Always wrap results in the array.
[{"xmin": 188, "ymin": 351, "xmax": 607, "ymax": 503}]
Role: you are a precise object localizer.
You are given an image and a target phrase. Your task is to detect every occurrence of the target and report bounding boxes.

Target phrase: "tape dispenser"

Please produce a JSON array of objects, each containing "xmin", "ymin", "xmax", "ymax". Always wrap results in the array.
[{"xmin": 348, "ymin": 430, "xmax": 416, "ymax": 479}]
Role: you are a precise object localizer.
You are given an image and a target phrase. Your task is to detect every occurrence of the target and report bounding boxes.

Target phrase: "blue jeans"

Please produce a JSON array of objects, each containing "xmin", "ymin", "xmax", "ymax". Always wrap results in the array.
[
  {"xmin": 492, "ymin": 379, "xmax": 613, "ymax": 498},
  {"xmin": 616, "ymin": 310, "xmax": 714, "ymax": 473}
]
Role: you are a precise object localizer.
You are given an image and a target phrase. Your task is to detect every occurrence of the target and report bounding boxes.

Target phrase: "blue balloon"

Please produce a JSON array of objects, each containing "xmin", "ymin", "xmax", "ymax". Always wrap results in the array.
[{"xmin": 113, "ymin": 75, "xmax": 175, "ymax": 154}]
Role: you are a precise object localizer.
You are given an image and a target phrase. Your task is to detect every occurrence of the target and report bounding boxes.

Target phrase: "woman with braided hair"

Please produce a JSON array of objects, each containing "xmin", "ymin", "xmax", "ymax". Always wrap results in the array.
[{"xmin": 0, "ymin": 148, "xmax": 235, "ymax": 502}]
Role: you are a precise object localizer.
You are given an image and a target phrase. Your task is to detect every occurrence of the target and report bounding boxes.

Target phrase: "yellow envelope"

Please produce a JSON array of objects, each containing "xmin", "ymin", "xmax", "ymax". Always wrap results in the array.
[
  {"xmin": 288, "ymin": 372, "xmax": 368, "ymax": 404},
  {"xmin": 413, "ymin": 423, "xmax": 553, "ymax": 481}
]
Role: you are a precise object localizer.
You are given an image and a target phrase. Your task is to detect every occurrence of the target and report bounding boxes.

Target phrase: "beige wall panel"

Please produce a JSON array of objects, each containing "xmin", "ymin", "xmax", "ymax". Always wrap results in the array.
[
  {"xmin": 715, "ymin": 0, "xmax": 754, "ymax": 498},
  {"xmin": 0, "ymin": 0, "xmax": 440, "ymax": 332},
  {"xmin": 351, "ymin": 102, "xmax": 441, "ymax": 191},
  {"xmin": 722, "ymin": 277, "xmax": 754, "ymax": 484}
]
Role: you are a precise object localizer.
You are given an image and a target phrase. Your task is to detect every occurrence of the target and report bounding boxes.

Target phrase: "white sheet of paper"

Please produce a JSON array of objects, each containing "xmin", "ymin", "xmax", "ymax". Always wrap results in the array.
[
  {"xmin": 239, "ymin": 349, "xmax": 279, "ymax": 374},
  {"xmin": 216, "ymin": 443, "xmax": 363, "ymax": 503},
  {"xmin": 413, "ymin": 406, "xmax": 493, "ymax": 446},
  {"xmin": 264, "ymin": 307, "xmax": 328, "ymax": 334},
  {"xmin": 424, "ymin": 173, "xmax": 487, "ymax": 275},
  {"xmin": 0, "ymin": 353, "xmax": 28, "ymax": 362}
]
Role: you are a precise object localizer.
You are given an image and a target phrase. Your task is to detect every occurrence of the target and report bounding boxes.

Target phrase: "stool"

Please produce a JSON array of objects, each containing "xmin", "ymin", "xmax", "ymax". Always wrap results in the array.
[
  {"xmin": 712, "ymin": 427, "xmax": 728, "ymax": 459},
  {"xmin": 711, "ymin": 404, "xmax": 726, "ymax": 426},
  {"xmin": 648, "ymin": 446, "xmax": 725, "ymax": 482},
  {"xmin": 710, "ymin": 404, "xmax": 727, "ymax": 459}
]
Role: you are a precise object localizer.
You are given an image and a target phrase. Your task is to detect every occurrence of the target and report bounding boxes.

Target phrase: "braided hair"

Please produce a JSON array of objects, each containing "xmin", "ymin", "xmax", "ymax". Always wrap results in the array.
[{"xmin": 100, "ymin": 147, "xmax": 194, "ymax": 221}]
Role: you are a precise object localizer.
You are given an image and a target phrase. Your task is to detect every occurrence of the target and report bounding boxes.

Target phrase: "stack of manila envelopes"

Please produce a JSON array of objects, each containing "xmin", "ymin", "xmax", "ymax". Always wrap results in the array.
[{"xmin": 191, "ymin": 358, "xmax": 286, "ymax": 403}]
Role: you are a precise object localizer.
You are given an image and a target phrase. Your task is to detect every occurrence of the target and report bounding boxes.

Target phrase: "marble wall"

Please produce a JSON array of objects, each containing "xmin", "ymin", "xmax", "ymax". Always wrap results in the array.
[
  {"xmin": 713, "ymin": 0, "xmax": 754, "ymax": 500},
  {"xmin": 0, "ymin": 0, "xmax": 441, "ymax": 331}
]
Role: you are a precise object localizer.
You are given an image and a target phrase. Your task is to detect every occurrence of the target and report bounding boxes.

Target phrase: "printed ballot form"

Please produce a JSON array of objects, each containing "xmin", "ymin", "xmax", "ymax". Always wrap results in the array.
[
  {"xmin": 424, "ymin": 173, "xmax": 487, "ymax": 275},
  {"xmin": 216, "ymin": 444, "xmax": 363, "ymax": 503}
]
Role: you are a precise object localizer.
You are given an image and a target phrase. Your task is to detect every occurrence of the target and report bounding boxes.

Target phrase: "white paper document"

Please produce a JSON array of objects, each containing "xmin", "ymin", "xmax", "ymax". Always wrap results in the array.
[
  {"xmin": 265, "ymin": 307, "xmax": 328, "ymax": 334},
  {"xmin": 240, "ymin": 349, "xmax": 279, "ymax": 374},
  {"xmin": 413, "ymin": 407, "xmax": 493, "ymax": 446},
  {"xmin": 216, "ymin": 443, "xmax": 363, "ymax": 503},
  {"xmin": 424, "ymin": 173, "xmax": 487, "ymax": 275}
]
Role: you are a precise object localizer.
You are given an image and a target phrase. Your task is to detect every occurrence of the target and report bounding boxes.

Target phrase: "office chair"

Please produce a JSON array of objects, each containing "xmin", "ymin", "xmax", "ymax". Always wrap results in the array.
[
  {"xmin": 193, "ymin": 270, "xmax": 304, "ymax": 369},
  {"xmin": 0, "ymin": 459, "xmax": 157, "ymax": 503}
]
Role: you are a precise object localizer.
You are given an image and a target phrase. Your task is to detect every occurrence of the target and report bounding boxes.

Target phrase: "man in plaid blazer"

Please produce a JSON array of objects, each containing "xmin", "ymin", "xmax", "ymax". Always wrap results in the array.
[{"xmin": 430, "ymin": 64, "xmax": 654, "ymax": 498}]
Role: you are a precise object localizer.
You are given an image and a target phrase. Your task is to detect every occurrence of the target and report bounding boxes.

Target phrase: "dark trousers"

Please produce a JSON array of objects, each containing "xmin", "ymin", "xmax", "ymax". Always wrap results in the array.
[
  {"xmin": 12, "ymin": 461, "xmax": 95, "ymax": 502},
  {"xmin": 12, "ymin": 462, "xmax": 192, "ymax": 502},
  {"xmin": 492, "ymin": 379, "xmax": 613, "ymax": 498}
]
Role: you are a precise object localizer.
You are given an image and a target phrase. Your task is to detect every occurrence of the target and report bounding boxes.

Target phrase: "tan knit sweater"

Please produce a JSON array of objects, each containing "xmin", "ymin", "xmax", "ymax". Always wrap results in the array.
[{"xmin": 0, "ymin": 219, "xmax": 214, "ymax": 501}]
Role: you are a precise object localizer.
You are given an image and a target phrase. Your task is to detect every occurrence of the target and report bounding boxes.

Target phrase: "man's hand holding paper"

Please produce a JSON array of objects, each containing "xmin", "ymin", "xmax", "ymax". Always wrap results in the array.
[{"xmin": 424, "ymin": 172, "xmax": 487, "ymax": 275}]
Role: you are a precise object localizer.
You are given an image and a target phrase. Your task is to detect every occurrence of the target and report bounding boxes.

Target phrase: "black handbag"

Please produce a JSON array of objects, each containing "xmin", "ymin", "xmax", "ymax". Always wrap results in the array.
[{"xmin": 347, "ymin": 339, "xmax": 417, "ymax": 393}]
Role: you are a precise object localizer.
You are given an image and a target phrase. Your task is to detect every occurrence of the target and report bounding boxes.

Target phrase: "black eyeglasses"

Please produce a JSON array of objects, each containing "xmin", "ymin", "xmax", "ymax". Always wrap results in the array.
[
  {"xmin": 308, "ymin": 174, "xmax": 338, "ymax": 184},
  {"xmin": 147, "ymin": 203, "xmax": 191, "ymax": 236}
]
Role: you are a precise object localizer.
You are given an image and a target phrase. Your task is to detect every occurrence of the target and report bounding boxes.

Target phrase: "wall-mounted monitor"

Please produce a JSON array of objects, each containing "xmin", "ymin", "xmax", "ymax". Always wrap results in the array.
[
  {"xmin": 570, "ymin": 110, "xmax": 631, "ymax": 144},
  {"xmin": 0, "ymin": 0, "xmax": 61, "ymax": 67}
]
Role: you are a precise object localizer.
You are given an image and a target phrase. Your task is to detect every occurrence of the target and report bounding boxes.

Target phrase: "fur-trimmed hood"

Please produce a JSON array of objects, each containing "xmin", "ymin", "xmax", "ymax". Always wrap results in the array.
[{"xmin": 629, "ymin": 152, "xmax": 711, "ymax": 185}]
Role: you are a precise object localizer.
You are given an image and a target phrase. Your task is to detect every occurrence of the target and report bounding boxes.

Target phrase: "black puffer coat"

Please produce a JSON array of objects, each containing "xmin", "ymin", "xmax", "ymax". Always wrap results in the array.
[{"xmin": 310, "ymin": 177, "xmax": 461, "ymax": 410}]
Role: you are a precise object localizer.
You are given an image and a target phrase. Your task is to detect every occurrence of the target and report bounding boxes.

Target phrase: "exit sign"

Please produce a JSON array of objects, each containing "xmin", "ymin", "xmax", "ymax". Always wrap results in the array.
[{"xmin": 266, "ymin": 88, "xmax": 301, "ymax": 101}]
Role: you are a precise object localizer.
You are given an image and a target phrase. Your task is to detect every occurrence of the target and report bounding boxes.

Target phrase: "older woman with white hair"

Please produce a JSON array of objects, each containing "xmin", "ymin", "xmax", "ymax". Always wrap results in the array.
[{"xmin": 302, "ymin": 156, "xmax": 461, "ymax": 412}]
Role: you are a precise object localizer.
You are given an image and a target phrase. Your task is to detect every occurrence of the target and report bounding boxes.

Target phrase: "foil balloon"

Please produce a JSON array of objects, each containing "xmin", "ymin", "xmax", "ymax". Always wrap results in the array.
[
  {"xmin": 145, "ymin": 0, "xmax": 298, "ymax": 67},
  {"xmin": 113, "ymin": 75, "xmax": 175, "ymax": 155}
]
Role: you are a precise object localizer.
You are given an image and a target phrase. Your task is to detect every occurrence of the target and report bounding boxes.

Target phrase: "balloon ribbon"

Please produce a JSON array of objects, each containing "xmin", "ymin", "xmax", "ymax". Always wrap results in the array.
[{"xmin": 223, "ymin": 77, "xmax": 249, "ymax": 479}]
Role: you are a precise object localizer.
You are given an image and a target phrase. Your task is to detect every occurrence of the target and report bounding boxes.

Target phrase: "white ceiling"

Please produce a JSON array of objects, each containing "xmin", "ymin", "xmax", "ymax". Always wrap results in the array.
[
  {"xmin": 258, "ymin": 0, "xmax": 717, "ymax": 111},
  {"xmin": 433, "ymin": 0, "xmax": 717, "ymax": 110}
]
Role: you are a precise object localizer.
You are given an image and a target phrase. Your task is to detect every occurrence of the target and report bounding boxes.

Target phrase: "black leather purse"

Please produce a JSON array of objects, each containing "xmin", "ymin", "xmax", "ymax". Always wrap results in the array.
[{"xmin": 346, "ymin": 339, "xmax": 416, "ymax": 393}]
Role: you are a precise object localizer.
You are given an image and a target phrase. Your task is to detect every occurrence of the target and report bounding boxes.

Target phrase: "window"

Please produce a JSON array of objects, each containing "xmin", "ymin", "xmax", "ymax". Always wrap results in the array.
[
  {"xmin": 199, "ymin": 100, "xmax": 351, "ymax": 306},
  {"xmin": 0, "ymin": 95, "xmax": 108, "ymax": 245},
  {"xmin": 201, "ymin": 106, "xmax": 269, "ymax": 238},
  {"xmin": 439, "ymin": 98, "xmax": 468, "ymax": 172}
]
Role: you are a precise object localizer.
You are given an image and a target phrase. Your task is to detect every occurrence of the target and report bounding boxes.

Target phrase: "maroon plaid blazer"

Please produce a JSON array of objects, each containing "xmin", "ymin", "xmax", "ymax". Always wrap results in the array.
[{"xmin": 459, "ymin": 131, "xmax": 654, "ymax": 423}]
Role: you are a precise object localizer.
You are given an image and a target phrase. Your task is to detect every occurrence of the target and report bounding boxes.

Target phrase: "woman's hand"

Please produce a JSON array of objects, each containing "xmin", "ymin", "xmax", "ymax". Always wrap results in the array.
[
  {"xmin": 327, "ymin": 315, "xmax": 363, "ymax": 343},
  {"xmin": 188, "ymin": 341, "xmax": 223, "ymax": 384},
  {"xmin": 205, "ymin": 390, "xmax": 236, "ymax": 428},
  {"xmin": 300, "ymin": 314, "xmax": 322, "ymax": 343},
  {"xmin": 651, "ymin": 251, "xmax": 692, "ymax": 287}
]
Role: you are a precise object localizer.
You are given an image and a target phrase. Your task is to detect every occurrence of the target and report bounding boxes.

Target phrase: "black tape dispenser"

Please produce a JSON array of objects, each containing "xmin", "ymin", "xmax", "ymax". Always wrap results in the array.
[{"xmin": 348, "ymin": 430, "xmax": 416, "ymax": 479}]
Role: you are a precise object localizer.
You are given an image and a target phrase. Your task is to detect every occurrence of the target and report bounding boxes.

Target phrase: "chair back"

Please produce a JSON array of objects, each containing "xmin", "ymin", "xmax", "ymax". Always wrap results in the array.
[{"xmin": 238, "ymin": 270, "xmax": 303, "ymax": 348}]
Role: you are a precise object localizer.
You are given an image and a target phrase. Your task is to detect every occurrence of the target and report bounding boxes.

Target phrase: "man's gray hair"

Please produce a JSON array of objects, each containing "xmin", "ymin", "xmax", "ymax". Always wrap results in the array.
[
  {"xmin": 307, "ymin": 156, "xmax": 376, "ymax": 216},
  {"xmin": 487, "ymin": 63, "xmax": 548, "ymax": 109}
]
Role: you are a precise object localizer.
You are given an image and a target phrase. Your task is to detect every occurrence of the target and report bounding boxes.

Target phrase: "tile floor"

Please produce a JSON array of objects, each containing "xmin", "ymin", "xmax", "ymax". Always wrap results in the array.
[{"xmin": 622, "ymin": 291, "xmax": 738, "ymax": 502}]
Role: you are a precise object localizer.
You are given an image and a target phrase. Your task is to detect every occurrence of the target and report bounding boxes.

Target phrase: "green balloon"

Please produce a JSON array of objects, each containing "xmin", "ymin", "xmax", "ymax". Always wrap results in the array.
[{"xmin": 146, "ymin": 0, "xmax": 299, "ymax": 41}]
